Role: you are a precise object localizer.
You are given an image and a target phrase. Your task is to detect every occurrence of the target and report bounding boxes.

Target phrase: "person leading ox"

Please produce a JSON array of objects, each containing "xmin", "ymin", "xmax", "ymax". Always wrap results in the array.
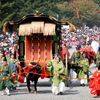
[{"xmin": 47, "ymin": 54, "xmax": 67, "ymax": 95}]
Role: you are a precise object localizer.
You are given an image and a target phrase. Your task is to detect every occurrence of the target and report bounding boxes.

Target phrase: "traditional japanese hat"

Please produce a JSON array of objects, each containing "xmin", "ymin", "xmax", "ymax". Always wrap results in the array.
[{"xmin": 3, "ymin": 57, "xmax": 7, "ymax": 61}]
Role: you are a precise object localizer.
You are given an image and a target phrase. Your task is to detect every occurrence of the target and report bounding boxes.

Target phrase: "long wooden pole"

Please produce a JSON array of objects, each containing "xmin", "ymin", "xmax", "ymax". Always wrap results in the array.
[{"xmin": 66, "ymin": 49, "xmax": 68, "ymax": 73}]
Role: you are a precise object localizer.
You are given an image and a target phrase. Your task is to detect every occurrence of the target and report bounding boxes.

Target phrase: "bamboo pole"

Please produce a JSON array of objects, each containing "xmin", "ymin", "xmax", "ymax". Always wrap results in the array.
[{"xmin": 66, "ymin": 49, "xmax": 68, "ymax": 72}]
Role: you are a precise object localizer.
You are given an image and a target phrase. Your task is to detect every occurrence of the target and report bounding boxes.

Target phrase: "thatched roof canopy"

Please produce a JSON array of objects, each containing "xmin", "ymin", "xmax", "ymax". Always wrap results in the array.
[{"xmin": 3, "ymin": 13, "xmax": 76, "ymax": 35}]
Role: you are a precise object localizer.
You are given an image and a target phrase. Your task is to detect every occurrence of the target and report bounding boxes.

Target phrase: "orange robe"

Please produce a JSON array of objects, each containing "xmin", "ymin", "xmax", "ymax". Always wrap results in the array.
[{"xmin": 89, "ymin": 70, "xmax": 100, "ymax": 96}]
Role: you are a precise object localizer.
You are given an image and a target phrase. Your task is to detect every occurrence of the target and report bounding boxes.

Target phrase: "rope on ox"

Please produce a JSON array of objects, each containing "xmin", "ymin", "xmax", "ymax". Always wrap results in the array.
[
  {"xmin": 15, "ymin": 60, "xmax": 94, "ymax": 81},
  {"xmin": 19, "ymin": 71, "xmax": 91, "ymax": 81}
]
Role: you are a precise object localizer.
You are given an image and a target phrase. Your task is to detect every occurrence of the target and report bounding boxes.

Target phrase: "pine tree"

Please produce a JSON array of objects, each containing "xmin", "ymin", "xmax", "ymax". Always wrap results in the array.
[{"xmin": 0, "ymin": 0, "xmax": 100, "ymax": 31}]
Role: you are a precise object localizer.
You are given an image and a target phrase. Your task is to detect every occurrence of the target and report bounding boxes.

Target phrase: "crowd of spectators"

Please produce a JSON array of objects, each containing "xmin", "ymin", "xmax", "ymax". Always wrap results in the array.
[
  {"xmin": 61, "ymin": 25, "xmax": 100, "ymax": 49},
  {"xmin": 0, "ymin": 32, "xmax": 18, "ymax": 56}
]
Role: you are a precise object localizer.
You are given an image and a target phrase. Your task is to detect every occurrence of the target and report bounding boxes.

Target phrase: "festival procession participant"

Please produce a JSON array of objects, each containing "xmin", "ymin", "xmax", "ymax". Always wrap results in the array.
[
  {"xmin": 61, "ymin": 44, "xmax": 70, "ymax": 66},
  {"xmin": 69, "ymin": 51, "xmax": 82, "ymax": 83},
  {"xmin": 0, "ymin": 57, "xmax": 14, "ymax": 96},
  {"xmin": 47, "ymin": 54, "xmax": 67, "ymax": 95},
  {"xmin": 78, "ymin": 52, "xmax": 89, "ymax": 86},
  {"xmin": 89, "ymin": 65, "xmax": 100, "ymax": 97},
  {"xmin": 89, "ymin": 49, "xmax": 100, "ymax": 97},
  {"xmin": 8, "ymin": 54, "xmax": 18, "ymax": 88},
  {"xmin": 8, "ymin": 54, "xmax": 17, "ymax": 73},
  {"xmin": 61, "ymin": 44, "xmax": 66, "ymax": 65}
]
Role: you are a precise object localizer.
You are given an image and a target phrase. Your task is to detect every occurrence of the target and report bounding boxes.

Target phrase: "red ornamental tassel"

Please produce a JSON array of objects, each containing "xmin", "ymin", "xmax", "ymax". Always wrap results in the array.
[
  {"xmin": 12, "ymin": 73, "xmax": 17, "ymax": 81},
  {"xmin": 18, "ymin": 75, "xmax": 24, "ymax": 83}
]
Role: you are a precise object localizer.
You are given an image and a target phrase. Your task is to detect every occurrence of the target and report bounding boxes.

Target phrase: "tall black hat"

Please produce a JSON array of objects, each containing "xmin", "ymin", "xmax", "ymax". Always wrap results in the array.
[{"xmin": 3, "ymin": 57, "xmax": 7, "ymax": 61}]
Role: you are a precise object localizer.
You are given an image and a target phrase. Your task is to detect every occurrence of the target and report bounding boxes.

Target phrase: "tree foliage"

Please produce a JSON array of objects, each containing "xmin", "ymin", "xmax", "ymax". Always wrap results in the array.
[{"xmin": 0, "ymin": 0, "xmax": 100, "ymax": 31}]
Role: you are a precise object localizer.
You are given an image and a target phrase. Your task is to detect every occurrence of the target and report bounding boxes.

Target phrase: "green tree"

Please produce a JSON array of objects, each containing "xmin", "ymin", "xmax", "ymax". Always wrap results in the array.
[
  {"xmin": 69, "ymin": 0, "xmax": 100, "ymax": 26},
  {"xmin": 0, "ymin": 0, "xmax": 100, "ymax": 31}
]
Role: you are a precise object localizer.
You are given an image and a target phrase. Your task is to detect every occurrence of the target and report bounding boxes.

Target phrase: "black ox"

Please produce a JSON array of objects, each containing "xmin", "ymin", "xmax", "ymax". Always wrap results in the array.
[{"xmin": 20, "ymin": 62, "xmax": 43, "ymax": 93}]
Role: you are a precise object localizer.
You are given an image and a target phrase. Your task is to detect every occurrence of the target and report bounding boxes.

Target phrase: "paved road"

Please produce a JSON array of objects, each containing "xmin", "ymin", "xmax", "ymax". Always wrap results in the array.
[{"xmin": 0, "ymin": 78, "xmax": 99, "ymax": 100}]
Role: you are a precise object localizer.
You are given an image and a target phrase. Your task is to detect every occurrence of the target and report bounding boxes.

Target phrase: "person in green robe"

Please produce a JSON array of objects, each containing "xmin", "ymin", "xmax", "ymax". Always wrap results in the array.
[
  {"xmin": 69, "ymin": 51, "xmax": 82, "ymax": 83},
  {"xmin": 0, "ymin": 57, "xmax": 14, "ymax": 96},
  {"xmin": 71, "ymin": 51, "xmax": 82, "ymax": 65},
  {"xmin": 78, "ymin": 53, "xmax": 89, "ymax": 86},
  {"xmin": 47, "ymin": 54, "xmax": 67, "ymax": 95},
  {"xmin": 8, "ymin": 54, "xmax": 17, "ymax": 73}
]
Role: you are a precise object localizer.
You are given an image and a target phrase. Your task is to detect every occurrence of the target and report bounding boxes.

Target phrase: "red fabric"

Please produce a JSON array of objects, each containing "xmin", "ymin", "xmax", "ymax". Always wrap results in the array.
[
  {"xmin": 18, "ymin": 66, "xmax": 25, "ymax": 83},
  {"xmin": 79, "ymin": 47, "xmax": 93, "ymax": 52},
  {"xmin": 89, "ymin": 70, "xmax": 100, "ymax": 96},
  {"xmin": 61, "ymin": 48, "xmax": 70, "ymax": 60},
  {"xmin": 62, "ymin": 47, "xmax": 66, "ymax": 60},
  {"xmin": 24, "ymin": 65, "xmax": 36, "ymax": 75},
  {"xmin": 79, "ymin": 47, "xmax": 96, "ymax": 63},
  {"xmin": 42, "ymin": 67, "xmax": 50, "ymax": 78},
  {"xmin": 18, "ymin": 76, "xmax": 24, "ymax": 83},
  {"xmin": 12, "ymin": 73, "xmax": 17, "ymax": 81},
  {"xmin": 62, "ymin": 47, "xmax": 66, "ymax": 55},
  {"xmin": 18, "ymin": 64, "xmax": 49, "ymax": 80}
]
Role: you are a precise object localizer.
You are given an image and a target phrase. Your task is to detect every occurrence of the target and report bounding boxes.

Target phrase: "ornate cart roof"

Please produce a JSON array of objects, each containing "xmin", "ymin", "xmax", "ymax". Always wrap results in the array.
[{"xmin": 3, "ymin": 12, "xmax": 76, "ymax": 36}]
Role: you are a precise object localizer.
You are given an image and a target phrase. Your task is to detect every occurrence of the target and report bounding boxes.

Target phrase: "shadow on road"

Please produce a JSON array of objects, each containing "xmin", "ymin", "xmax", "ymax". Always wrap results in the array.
[
  {"xmin": 37, "ymin": 90, "xmax": 51, "ymax": 94},
  {"xmin": 64, "ymin": 89, "xmax": 79, "ymax": 95}
]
